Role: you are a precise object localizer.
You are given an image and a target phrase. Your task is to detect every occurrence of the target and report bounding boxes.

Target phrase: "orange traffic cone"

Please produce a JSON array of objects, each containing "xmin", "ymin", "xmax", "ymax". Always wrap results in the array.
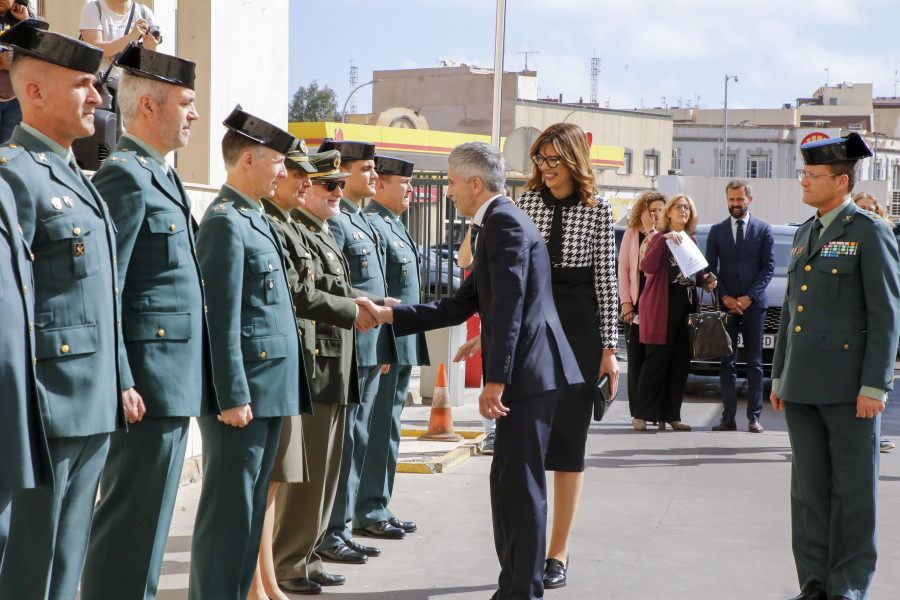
[{"xmin": 418, "ymin": 364, "xmax": 463, "ymax": 442}]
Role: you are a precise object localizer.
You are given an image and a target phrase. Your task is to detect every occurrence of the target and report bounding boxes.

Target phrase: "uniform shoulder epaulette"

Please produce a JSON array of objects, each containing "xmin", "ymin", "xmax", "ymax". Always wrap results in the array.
[
  {"xmin": 0, "ymin": 142, "xmax": 24, "ymax": 165},
  {"xmin": 855, "ymin": 208, "xmax": 878, "ymax": 222},
  {"xmin": 209, "ymin": 200, "xmax": 234, "ymax": 215},
  {"xmin": 341, "ymin": 207, "xmax": 350, "ymax": 214}
]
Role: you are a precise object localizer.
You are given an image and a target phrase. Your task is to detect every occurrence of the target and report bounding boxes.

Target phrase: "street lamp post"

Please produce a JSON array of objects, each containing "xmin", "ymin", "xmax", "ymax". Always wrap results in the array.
[
  {"xmin": 722, "ymin": 74, "xmax": 738, "ymax": 177},
  {"xmin": 342, "ymin": 79, "xmax": 380, "ymax": 123}
]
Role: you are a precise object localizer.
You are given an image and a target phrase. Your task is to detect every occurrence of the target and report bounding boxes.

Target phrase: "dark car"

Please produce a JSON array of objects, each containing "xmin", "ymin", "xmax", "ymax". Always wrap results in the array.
[{"xmin": 418, "ymin": 244, "xmax": 463, "ymax": 297}]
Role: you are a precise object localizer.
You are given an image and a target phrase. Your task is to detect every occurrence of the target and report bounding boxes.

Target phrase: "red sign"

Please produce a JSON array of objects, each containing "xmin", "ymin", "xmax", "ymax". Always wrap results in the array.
[{"xmin": 801, "ymin": 132, "xmax": 829, "ymax": 145}]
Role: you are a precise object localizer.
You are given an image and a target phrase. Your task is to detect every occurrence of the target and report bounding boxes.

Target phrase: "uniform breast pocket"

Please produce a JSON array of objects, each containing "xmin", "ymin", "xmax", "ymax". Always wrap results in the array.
[
  {"xmin": 247, "ymin": 251, "xmax": 286, "ymax": 307},
  {"xmin": 387, "ymin": 249, "xmax": 413, "ymax": 288},
  {"xmin": 41, "ymin": 214, "xmax": 100, "ymax": 280},
  {"xmin": 344, "ymin": 242, "xmax": 374, "ymax": 282},
  {"xmin": 145, "ymin": 212, "xmax": 189, "ymax": 270},
  {"xmin": 814, "ymin": 256, "xmax": 858, "ymax": 300}
]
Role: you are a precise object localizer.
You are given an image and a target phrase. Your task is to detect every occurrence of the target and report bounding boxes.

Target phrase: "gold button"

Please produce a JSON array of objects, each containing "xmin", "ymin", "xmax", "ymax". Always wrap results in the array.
[
  {"xmin": 844, "ymin": 344, "xmax": 850, "ymax": 349},
  {"xmin": 801, "ymin": 284, "xmax": 808, "ymax": 291},
  {"xmin": 33, "ymin": 357, "xmax": 37, "ymax": 366},
  {"xmin": 315, "ymin": 348, "xmax": 320, "ymax": 355},
  {"xmin": 804, "ymin": 265, "xmax": 811, "ymax": 272},
  {"xmin": 115, "ymin": 287, "xmax": 119, "ymax": 295},
  {"xmin": 794, "ymin": 326, "xmax": 801, "ymax": 333},
  {"xmin": 23, "ymin": 284, "xmax": 27, "ymax": 294},
  {"xmin": 158, "ymin": 329, "xmax": 166, "ymax": 337},
  {"xmin": 73, "ymin": 227, "xmax": 82, "ymax": 235},
  {"xmin": 117, "ymin": 318, "xmax": 121, "ymax": 326},
  {"xmin": 797, "ymin": 306, "xmax": 803, "ymax": 312},
  {"xmin": 204, "ymin": 305, "xmax": 208, "ymax": 313},
  {"xmin": 9, "ymin": 143, "xmax": 16, "ymax": 148},
  {"xmin": 311, "ymin": 320, "xmax": 316, "ymax": 325},
  {"xmin": 336, "ymin": 268, "xmax": 342, "ymax": 274},
  {"xmin": 362, "ymin": 249, "xmax": 367, "ymax": 254},
  {"xmin": 268, "ymin": 264, "xmax": 273, "ymax": 271},
  {"xmin": 170, "ymin": 224, "xmax": 177, "ymax": 231},
  {"xmin": 61, "ymin": 344, "xmax": 70, "ymax": 353},
  {"xmin": 831, "ymin": 268, "xmax": 837, "ymax": 274},
  {"xmin": 201, "ymin": 279, "xmax": 205, "ymax": 286},
  {"xmin": 260, "ymin": 351, "xmax": 267, "ymax": 358},
  {"xmin": 29, "ymin": 322, "xmax": 34, "ymax": 331},
  {"xmin": 113, "ymin": 256, "xmax": 116, "ymax": 263}
]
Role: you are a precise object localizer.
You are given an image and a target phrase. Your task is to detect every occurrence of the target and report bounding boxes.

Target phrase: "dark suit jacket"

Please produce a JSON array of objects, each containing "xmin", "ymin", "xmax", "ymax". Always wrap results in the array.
[
  {"xmin": 705, "ymin": 215, "xmax": 775, "ymax": 309},
  {"xmin": 392, "ymin": 197, "xmax": 582, "ymax": 399}
]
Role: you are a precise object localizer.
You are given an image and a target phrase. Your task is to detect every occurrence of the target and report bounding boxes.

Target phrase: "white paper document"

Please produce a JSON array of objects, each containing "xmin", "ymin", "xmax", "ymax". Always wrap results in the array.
[{"xmin": 666, "ymin": 231, "xmax": 708, "ymax": 277}]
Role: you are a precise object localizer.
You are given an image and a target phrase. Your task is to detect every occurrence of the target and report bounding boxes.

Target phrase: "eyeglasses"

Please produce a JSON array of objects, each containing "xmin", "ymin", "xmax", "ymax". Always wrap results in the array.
[
  {"xmin": 798, "ymin": 171, "xmax": 839, "ymax": 182},
  {"xmin": 671, "ymin": 204, "xmax": 691, "ymax": 212},
  {"xmin": 532, "ymin": 154, "xmax": 562, "ymax": 168},
  {"xmin": 312, "ymin": 180, "xmax": 346, "ymax": 192}
]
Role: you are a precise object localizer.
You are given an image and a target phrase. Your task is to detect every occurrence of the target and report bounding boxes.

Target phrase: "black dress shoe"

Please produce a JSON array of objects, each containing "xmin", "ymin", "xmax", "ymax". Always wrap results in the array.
[
  {"xmin": 353, "ymin": 520, "xmax": 406, "ymax": 539},
  {"xmin": 712, "ymin": 418, "xmax": 737, "ymax": 431},
  {"xmin": 388, "ymin": 516, "xmax": 417, "ymax": 533},
  {"xmin": 320, "ymin": 543, "xmax": 367, "ymax": 564},
  {"xmin": 748, "ymin": 418, "xmax": 765, "ymax": 433},
  {"xmin": 345, "ymin": 537, "xmax": 381, "ymax": 557},
  {"xmin": 542, "ymin": 555, "xmax": 568, "ymax": 589},
  {"xmin": 309, "ymin": 571, "xmax": 345, "ymax": 586},
  {"xmin": 278, "ymin": 577, "xmax": 322, "ymax": 594},
  {"xmin": 787, "ymin": 586, "xmax": 826, "ymax": 600}
]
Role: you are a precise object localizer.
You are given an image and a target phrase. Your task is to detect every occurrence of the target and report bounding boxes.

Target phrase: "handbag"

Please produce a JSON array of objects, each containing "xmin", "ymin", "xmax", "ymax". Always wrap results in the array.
[
  {"xmin": 592, "ymin": 373, "xmax": 615, "ymax": 421},
  {"xmin": 684, "ymin": 289, "xmax": 733, "ymax": 360}
]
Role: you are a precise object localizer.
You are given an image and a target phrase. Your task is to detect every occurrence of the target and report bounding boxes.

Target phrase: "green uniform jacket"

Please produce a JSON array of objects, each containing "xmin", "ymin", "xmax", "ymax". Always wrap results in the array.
[
  {"xmin": 196, "ymin": 187, "xmax": 310, "ymax": 417},
  {"xmin": 0, "ymin": 125, "xmax": 125, "ymax": 437},
  {"xmin": 328, "ymin": 198, "xmax": 396, "ymax": 367},
  {"xmin": 365, "ymin": 200, "xmax": 429, "ymax": 367},
  {"xmin": 0, "ymin": 178, "xmax": 51, "ymax": 492},
  {"xmin": 93, "ymin": 138, "xmax": 216, "ymax": 416},
  {"xmin": 773, "ymin": 201, "xmax": 900, "ymax": 404}
]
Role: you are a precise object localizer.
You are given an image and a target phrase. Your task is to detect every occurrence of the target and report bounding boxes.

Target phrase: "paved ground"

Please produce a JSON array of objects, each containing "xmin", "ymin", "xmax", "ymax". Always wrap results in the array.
[{"xmin": 151, "ymin": 362, "xmax": 900, "ymax": 600}]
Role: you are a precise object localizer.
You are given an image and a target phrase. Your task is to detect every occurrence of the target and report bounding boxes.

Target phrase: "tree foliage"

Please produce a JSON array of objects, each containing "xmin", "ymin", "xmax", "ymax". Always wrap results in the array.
[{"xmin": 288, "ymin": 81, "xmax": 340, "ymax": 123}]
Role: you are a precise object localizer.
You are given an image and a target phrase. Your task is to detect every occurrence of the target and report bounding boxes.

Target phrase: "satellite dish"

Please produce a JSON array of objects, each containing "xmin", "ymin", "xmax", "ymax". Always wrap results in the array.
[{"xmin": 502, "ymin": 126, "xmax": 541, "ymax": 173}]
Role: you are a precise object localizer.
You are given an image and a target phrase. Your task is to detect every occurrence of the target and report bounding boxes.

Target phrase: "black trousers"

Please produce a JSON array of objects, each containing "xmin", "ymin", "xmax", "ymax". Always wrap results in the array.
[
  {"xmin": 491, "ymin": 388, "xmax": 558, "ymax": 600},
  {"xmin": 624, "ymin": 322, "xmax": 645, "ymax": 417}
]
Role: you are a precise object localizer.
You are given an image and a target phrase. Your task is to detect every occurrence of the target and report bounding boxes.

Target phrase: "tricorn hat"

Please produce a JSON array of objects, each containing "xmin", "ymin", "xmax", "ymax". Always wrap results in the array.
[
  {"xmin": 115, "ymin": 43, "xmax": 196, "ymax": 90},
  {"xmin": 321, "ymin": 139, "xmax": 375, "ymax": 161},
  {"xmin": 800, "ymin": 131, "xmax": 873, "ymax": 165},
  {"xmin": 308, "ymin": 150, "xmax": 350, "ymax": 180},
  {"xmin": 223, "ymin": 105, "xmax": 296, "ymax": 155},
  {"xmin": 284, "ymin": 138, "xmax": 317, "ymax": 174},
  {"xmin": 0, "ymin": 18, "xmax": 102, "ymax": 74},
  {"xmin": 374, "ymin": 155, "xmax": 414, "ymax": 177}
]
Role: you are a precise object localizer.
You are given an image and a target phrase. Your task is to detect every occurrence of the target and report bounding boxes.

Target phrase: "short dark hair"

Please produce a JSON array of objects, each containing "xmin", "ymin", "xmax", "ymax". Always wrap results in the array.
[
  {"xmin": 222, "ymin": 130, "xmax": 263, "ymax": 168},
  {"xmin": 827, "ymin": 160, "xmax": 859, "ymax": 193},
  {"xmin": 725, "ymin": 178, "xmax": 752, "ymax": 198}
]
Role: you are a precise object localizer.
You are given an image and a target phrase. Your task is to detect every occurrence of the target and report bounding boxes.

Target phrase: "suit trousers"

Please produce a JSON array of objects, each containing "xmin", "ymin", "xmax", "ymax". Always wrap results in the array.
[
  {"xmin": 720, "ymin": 308, "xmax": 766, "ymax": 421},
  {"xmin": 625, "ymin": 322, "xmax": 645, "ymax": 418},
  {"xmin": 492, "ymin": 388, "xmax": 558, "ymax": 600},
  {"xmin": 354, "ymin": 364, "xmax": 412, "ymax": 528},
  {"xmin": 0, "ymin": 433, "xmax": 110, "ymax": 600},
  {"xmin": 319, "ymin": 365, "xmax": 381, "ymax": 550},
  {"xmin": 189, "ymin": 416, "xmax": 282, "ymax": 600},
  {"xmin": 784, "ymin": 402, "xmax": 879, "ymax": 600},
  {"xmin": 81, "ymin": 417, "xmax": 190, "ymax": 600},
  {"xmin": 273, "ymin": 403, "xmax": 346, "ymax": 580}
]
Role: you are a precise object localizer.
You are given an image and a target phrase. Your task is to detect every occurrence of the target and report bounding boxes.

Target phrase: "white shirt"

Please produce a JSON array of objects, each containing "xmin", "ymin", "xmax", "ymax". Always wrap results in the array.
[
  {"xmin": 79, "ymin": 1, "xmax": 155, "ymax": 69},
  {"xmin": 731, "ymin": 213, "xmax": 750, "ymax": 242}
]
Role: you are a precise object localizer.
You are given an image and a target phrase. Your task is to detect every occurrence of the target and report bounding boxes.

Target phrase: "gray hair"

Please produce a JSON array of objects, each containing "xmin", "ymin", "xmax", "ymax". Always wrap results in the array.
[
  {"xmin": 725, "ymin": 178, "xmax": 752, "ymax": 198},
  {"xmin": 448, "ymin": 141, "xmax": 506, "ymax": 193},
  {"xmin": 116, "ymin": 71, "xmax": 170, "ymax": 126}
]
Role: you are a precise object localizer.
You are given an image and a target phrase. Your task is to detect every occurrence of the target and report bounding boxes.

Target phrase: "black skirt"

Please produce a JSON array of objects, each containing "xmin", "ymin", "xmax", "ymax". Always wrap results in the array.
[{"xmin": 545, "ymin": 267, "xmax": 602, "ymax": 472}]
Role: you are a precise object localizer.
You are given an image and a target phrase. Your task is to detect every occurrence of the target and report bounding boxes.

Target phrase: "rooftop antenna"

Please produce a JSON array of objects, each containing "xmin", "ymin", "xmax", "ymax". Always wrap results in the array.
[
  {"xmin": 348, "ymin": 61, "xmax": 359, "ymax": 115},
  {"xmin": 825, "ymin": 67, "xmax": 830, "ymax": 87},
  {"xmin": 590, "ymin": 55, "xmax": 600, "ymax": 105},
  {"xmin": 515, "ymin": 50, "xmax": 540, "ymax": 71}
]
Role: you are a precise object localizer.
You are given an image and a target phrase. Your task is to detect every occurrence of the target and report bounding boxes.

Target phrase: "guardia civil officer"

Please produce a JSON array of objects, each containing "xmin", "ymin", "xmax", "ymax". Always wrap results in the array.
[
  {"xmin": 0, "ymin": 20, "xmax": 127, "ymax": 600},
  {"xmin": 353, "ymin": 155, "xmax": 429, "ymax": 539},
  {"xmin": 80, "ymin": 45, "xmax": 215, "ymax": 600},
  {"xmin": 317, "ymin": 139, "xmax": 398, "ymax": 562},
  {"xmin": 189, "ymin": 106, "xmax": 311, "ymax": 600},
  {"xmin": 771, "ymin": 132, "xmax": 900, "ymax": 600}
]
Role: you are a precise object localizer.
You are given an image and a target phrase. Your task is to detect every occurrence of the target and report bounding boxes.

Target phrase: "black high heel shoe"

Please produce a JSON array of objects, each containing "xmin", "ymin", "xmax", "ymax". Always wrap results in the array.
[{"xmin": 542, "ymin": 554, "xmax": 568, "ymax": 589}]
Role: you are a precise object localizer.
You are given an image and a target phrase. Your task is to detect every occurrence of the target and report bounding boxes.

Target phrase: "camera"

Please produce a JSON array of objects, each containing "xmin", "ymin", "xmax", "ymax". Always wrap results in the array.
[{"xmin": 148, "ymin": 25, "xmax": 160, "ymax": 40}]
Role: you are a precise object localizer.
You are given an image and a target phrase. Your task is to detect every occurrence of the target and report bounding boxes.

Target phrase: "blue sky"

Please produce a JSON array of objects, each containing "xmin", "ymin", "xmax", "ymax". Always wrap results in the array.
[{"xmin": 289, "ymin": 0, "xmax": 900, "ymax": 116}]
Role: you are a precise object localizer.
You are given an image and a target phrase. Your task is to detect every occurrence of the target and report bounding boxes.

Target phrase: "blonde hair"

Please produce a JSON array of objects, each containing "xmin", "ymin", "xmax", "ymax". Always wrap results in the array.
[
  {"xmin": 853, "ymin": 192, "xmax": 894, "ymax": 227},
  {"xmin": 524, "ymin": 123, "xmax": 597, "ymax": 207},
  {"xmin": 657, "ymin": 194, "xmax": 698, "ymax": 236}
]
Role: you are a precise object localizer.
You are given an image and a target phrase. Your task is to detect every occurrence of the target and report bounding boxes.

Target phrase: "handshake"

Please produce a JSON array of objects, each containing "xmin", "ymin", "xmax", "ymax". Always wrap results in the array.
[{"xmin": 354, "ymin": 297, "xmax": 400, "ymax": 332}]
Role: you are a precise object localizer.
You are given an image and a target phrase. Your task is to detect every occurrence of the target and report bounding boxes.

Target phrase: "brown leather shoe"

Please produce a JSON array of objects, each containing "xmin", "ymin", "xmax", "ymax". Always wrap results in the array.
[
  {"xmin": 712, "ymin": 418, "xmax": 737, "ymax": 431},
  {"xmin": 748, "ymin": 418, "xmax": 765, "ymax": 433}
]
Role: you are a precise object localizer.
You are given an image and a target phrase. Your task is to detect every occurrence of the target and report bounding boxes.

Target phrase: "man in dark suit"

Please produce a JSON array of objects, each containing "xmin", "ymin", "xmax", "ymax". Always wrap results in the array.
[
  {"xmin": 80, "ymin": 46, "xmax": 215, "ymax": 600},
  {"xmin": 356, "ymin": 141, "xmax": 582, "ymax": 600},
  {"xmin": 189, "ymin": 107, "xmax": 311, "ymax": 600},
  {"xmin": 0, "ymin": 20, "xmax": 128, "ymax": 600},
  {"xmin": 771, "ymin": 132, "xmax": 900, "ymax": 600},
  {"xmin": 705, "ymin": 179, "xmax": 775, "ymax": 433}
]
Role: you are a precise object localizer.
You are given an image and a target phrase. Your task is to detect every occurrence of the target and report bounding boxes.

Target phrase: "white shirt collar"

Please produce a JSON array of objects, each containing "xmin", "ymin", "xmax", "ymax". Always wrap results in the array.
[{"xmin": 473, "ymin": 194, "xmax": 503, "ymax": 227}]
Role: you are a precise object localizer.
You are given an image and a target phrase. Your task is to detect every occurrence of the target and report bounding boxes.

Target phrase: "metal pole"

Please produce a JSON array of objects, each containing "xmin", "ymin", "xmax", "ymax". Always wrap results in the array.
[
  {"xmin": 723, "ymin": 75, "xmax": 729, "ymax": 178},
  {"xmin": 490, "ymin": 0, "xmax": 507, "ymax": 149},
  {"xmin": 342, "ymin": 79, "xmax": 379, "ymax": 123}
]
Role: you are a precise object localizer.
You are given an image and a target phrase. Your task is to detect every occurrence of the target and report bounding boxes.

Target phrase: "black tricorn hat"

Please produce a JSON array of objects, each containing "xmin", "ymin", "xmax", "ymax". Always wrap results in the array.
[
  {"xmin": 374, "ymin": 155, "xmax": 414, "ymax": 177},
  {"xmin": 0, "ymin": 18, "xmax": 102, "ymax": 74},
  {"xmin": 284, "ymin": 138, "xmax": 317, "ymax": 174},
  {"xmin": 332, "ymin": 140, "xmax": 375, "ymax": 161},
  {"xmin": 800, "ymin": 131, "xmax": 873, "ymax": 165},
  {"xmin": 115, "ymin": 43, "xmax": 196, "ymax": 90},
  {"xmin": 223, "ymin": 105, "xmax": 296, "ymax": 155}
]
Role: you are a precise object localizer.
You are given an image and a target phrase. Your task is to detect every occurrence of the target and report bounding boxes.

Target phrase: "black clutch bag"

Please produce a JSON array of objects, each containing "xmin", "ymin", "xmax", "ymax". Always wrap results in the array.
[{"xmin": 593, "ymin": 374, "xmax": 615, "ymax": 421}]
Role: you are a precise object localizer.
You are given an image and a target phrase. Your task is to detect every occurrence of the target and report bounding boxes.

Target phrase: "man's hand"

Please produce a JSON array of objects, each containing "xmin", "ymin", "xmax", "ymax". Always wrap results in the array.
[
  {"xmin": 454, "ymin": 334, "xmax": 482, "ymax": 362},
  {"xmin": 857, "ymin": 395, "xmax": 886, "ymax": 419},
  {"xmin": 0, "ymin": 50, "xmax": 12, "ymax": 72},
  {"xmin": 384, "ymin": 297, "xmax": 402, "ymax": 307},
  {"xmin": 599, "ymin": 349, "xmax": 619, "ymax": 397},
  {"xmin": 479, "ymin": 382, "xmax": 509, "ymax": 420},
  {"xmin": 722, "ymin": 295, "xmax": 743, "ymax": 315},
  {"xmin": 381, "ymin": 364, "xmax": 390, "ymax": 375},
  {"xmin": 355, "ymin": 297, "xmax": 393, "ymax": 325},
  {"xmin": 130, "ymin": 18, "xmax": 150, "ymax": 42},
  {"xmin": 122, "ymin": 387, "xmax": 146, "ymax": 424},
  {"xmin": 769, "ymin": 390, "xmax": 784, "ymax": 412},
  {"xmin": 356, "ymin": 302, "xmax": 378, "ymax": 332},
  {"xmin": 10, "ymin": 3, "xmax": 28, "ymax": 20},
  {"xmin": 218, "ymin": 404, "xmax": 253, "ymax": 427}
]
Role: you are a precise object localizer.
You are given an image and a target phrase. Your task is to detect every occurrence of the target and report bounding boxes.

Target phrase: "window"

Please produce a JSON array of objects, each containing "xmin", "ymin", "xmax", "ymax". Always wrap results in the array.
[
  {"xmin": 718, "ymin": 154, "xmax": 735, "ymax": 178},
  {"xmin": 892, "ymin": 161, "xmax": 900, "ymax": 188},
  {"xmin": 643, "ymin": 152, "xmax": 659, "ymax": 177},
  {"xmin": 874, "ymin": 159, "xmax": 885, "ymax": 181},
  {"xmin": 672, "ymin": 148, "xmax": 681, "ymax": 171},
  {"xmin": 746, "ymin": 155, "xmax": 773, "ymax": 179},
  {"xmin": 617, "ymin": 150, "xmax": 632, "ymax": 175},
  {"xmin": 891, "ymin": 191, "xmax": 900, "ymax": 218}
]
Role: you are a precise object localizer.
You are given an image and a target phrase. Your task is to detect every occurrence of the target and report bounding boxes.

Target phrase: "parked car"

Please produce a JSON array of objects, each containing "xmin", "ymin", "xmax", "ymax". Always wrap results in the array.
[{"xmin": 418, "ymin": 244, "xmax": 463, "ymax": 297}]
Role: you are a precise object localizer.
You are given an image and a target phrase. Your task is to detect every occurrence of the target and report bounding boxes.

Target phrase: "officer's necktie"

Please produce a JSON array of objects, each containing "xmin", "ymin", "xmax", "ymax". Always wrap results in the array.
[
  {"xmin": 809, "ymin": 219, "xmax": 823, "ymax": 249},
  {"xmin": 735, "ymin": 219, "xmax": 744, "ymax": 251},
  {"xmin": 469, "ymin": 223, "xmax": 482, "ymax": 256}
]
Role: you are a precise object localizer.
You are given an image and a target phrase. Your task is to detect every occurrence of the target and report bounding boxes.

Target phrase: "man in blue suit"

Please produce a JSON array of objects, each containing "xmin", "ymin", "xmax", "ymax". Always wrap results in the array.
[
  {"xmin": 705, "ymin": 179, "xmax": 775, "ymax": 433},
  {"xmin": 356, "ymin": 142, "xmax": 583, "ymax": 600},
  {"xmin": 80, "ymin": 45, "xmax": 215, "ymax": 600}
]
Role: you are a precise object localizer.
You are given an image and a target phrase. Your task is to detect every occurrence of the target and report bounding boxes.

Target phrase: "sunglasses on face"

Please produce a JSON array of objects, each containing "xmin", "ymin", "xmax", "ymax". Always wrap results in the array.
[{"xmin": 312, "ymin": 180, "xmax": 346, "ymax": 192}]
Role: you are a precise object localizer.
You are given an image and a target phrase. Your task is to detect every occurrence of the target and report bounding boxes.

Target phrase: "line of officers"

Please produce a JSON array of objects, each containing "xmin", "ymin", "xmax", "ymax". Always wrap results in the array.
[{"xmin": 0, "ymin": 19, "xmax": 428, "ymax": 600}]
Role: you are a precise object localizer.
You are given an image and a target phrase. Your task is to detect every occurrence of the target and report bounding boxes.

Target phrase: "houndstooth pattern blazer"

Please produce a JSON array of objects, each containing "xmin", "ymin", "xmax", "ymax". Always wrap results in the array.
[{"xmin": 516, "ymin": 189, "xmax": 619, "ymax": 349}]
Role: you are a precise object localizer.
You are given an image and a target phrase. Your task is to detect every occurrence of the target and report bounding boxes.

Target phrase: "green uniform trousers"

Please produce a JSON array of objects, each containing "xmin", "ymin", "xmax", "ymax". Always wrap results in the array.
[
  {"xmin": 189, "ymin": 416, "xmax": 281, "ymax": 600},
  {"xmin": 354, "ymin": 365, "xmax": 412, "ymax": 528},
  {"xmin": 273, "ymin": 402, "xmax": 346, "ymax": 580},
  {"xmin": 0, "ymin": 433, "xmax": 109, "ymax": 600},
  {"xmin": 784, "ymin": 401, "xmax": 880, "ymax": 600},
  {"xmin": 81, "ymin": 417, "xmax": 190, "ymax": 600}
]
